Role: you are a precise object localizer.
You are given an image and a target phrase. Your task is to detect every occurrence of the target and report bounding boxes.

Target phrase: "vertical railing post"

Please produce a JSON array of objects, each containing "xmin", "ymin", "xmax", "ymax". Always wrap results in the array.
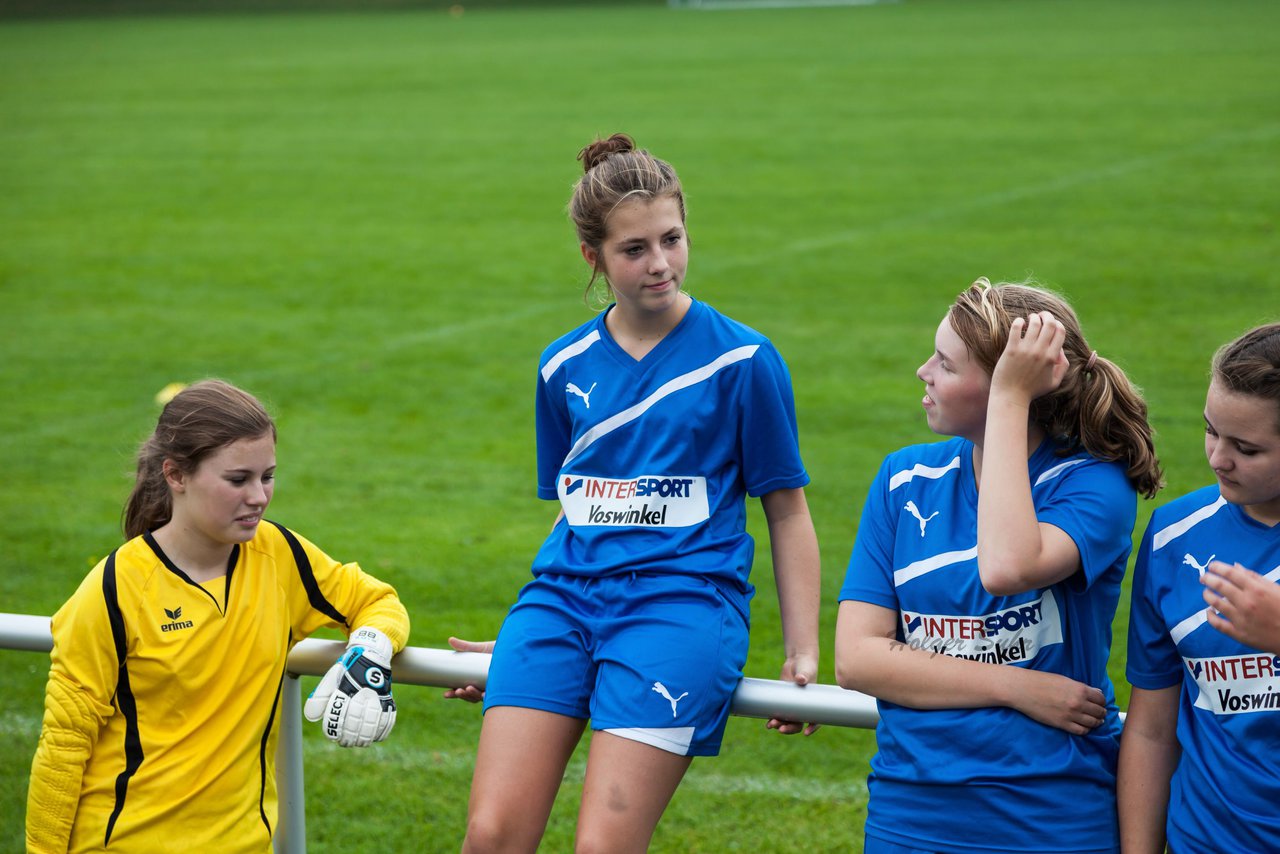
[{"xmin": 275, "ymin": 674, "xmax": 307, "ymax": 854}]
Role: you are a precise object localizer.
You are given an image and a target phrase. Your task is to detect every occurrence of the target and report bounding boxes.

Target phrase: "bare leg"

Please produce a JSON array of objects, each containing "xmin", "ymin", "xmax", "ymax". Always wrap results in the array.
[
  {"xmin": 462, "ymin": 707, "xmax": 587, "ymax": 854},
  {"xmin": 573, "ymin": 731, "xmax": 693, "ymax": 854}
]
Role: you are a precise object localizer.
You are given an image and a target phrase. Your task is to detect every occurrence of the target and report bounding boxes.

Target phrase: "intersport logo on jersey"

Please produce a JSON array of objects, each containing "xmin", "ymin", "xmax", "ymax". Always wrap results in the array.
[
  {"xmin": 899, "ymin": 590, "xmax": 1064, "ymax": 665},
  {"xmin": 559, "ymin": 474, "xmax": 710, "ymax": 528},
  {"xmin": 1186, "ymin": 652, "xmax": 1280, "ymax": 715}
]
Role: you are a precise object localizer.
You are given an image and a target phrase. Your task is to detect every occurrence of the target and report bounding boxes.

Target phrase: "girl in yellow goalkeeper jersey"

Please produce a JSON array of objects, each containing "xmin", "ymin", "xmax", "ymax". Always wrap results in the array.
[{"xmin": 27, "ymin": 380, "xmax": 410, "ymax": 853}]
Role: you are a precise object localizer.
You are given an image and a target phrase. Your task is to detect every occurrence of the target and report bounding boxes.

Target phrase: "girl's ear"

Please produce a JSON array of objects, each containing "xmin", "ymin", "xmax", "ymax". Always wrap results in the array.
[
  {"xmin": 162, "ymin": 459, "xmax": 186, "ymax": 493},
  {"xmin": 580, "ymin": 242, "xmax": 599, "ymax": 270}
]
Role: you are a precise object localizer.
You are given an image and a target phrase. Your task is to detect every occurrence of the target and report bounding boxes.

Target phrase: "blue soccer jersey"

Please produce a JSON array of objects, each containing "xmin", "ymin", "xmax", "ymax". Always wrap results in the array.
[
  {"xmin": 1126, "ymin": 486, "xmax": 1280, "ymax": 853},
  {"xmin": 531, "ymin": 298, "xmax": 808, "ymax": 594},
  {"xmin": 840, "ymin": 437, "xmax": 1137, "ymax": 854}
]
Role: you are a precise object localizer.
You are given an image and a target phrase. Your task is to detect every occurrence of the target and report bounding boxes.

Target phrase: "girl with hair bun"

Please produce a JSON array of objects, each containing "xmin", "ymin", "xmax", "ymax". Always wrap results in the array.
[
  {"xmin": 1119, "ymin": 322, "xmax": 1280, "ymax": 853},
  {"xmin": 27, "ymin": 380, "xmax": 409, "ymax": 853},
  {"xmin": 457, "ymin": 134, "xmax": 821, "ymax": 852},
  {"xmin": 835, "ymin": 278, "xmax": 1161, "ymax": 853}
]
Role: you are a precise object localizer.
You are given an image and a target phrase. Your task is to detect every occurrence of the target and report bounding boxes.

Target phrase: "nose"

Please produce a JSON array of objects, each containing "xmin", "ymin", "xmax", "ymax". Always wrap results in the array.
[
  {"xmin": 916, "ymin": 357, "xmax": 933, "ymax": 384},
  {"xmin": 247, "ymin": 480, "xmax": 270, "ymax": 507},
  {"xmin": 648, "ymin": 248, "xmax": 670, "ymax": 276},
  {"xmin": 1206, "ymin": 438, "xmax": 1232, "ymax": 472}
]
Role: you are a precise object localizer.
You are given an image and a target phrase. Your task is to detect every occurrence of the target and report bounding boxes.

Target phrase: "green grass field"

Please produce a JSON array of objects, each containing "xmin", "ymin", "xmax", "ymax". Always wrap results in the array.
[{"xmin": 1, "ymin": 0, "xmax": 1277, "ymax": 850}]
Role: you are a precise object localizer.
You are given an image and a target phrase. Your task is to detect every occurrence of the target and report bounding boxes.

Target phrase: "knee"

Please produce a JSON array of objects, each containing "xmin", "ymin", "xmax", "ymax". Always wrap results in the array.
[{"xmin": 462, "ymin": 812, "xmax": 538, "ymax": 854}]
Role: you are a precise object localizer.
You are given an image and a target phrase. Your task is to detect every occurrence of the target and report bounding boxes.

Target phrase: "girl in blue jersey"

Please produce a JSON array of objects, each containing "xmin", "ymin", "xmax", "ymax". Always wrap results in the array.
[
  {"xmin": 1119, "ymin": 322, "xmax": 1280, "ymax": 854},
  {"xmin": 459, "ymin": 134, "xmax": 821, "ymax": 853},
  {"xmin": 835, "ymin": 279, "xmax": 1162, "ymax": 854}
]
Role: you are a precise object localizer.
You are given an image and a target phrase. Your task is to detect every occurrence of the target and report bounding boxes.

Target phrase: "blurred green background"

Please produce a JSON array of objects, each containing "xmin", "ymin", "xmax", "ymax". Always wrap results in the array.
[{"xmin": 2, "ymin": 0, "xmax": 1277, "ymax": 850}]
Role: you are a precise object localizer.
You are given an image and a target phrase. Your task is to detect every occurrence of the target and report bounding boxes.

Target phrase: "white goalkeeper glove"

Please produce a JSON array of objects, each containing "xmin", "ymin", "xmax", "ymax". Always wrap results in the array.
[{"xmin": 304, "ymin": 626, "xmax": 397, "ymax": 747}]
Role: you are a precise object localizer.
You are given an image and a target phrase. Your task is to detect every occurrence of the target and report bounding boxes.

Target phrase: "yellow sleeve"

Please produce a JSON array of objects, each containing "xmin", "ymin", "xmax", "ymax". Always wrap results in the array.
[
  {"xmin": 276, "ymin": 525, "xmax": 411, "ymax": 652},
  {"xmin": 27, "ymin": 563, "xmax": 121, "ymax": 853}
]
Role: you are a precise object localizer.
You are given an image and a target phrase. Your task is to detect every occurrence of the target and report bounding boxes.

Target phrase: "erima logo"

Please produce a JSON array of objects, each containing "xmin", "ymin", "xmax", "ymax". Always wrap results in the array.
[
  {"xmin": 1182, "ymin": 553, "xmax": 1215, "ymax": 578},
  {"xmin": 161, "ymin": 605, "xmax": 194, "ymax": 633},
  {"xmin": 903, "ymin": 501, "xmax": 939, "ymax": 537},
  {"xmin": 566, "ymin": 382, "xmax": 597, "ymax": 408},
  {"xmin": 652, "ymin": 682, "xmax": 688, "ymax": 718}
]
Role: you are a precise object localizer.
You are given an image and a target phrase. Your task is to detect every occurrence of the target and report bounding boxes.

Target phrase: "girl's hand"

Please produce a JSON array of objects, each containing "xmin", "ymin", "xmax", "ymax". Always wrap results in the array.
[
  {"xmin": 1011, "ymin": 670, "xmax": 1107, "ymax": 735},
  {"xmin": 1202, "ymin": 561, "xmax": 1280, "ymax": 655},
  {"xmin": 441, "ymin": 636, "xmax": 494, "ymax": 703},
  {"xmin": 766, "ymin": 652, "xmax": 820, "ymax": 736},
  {"xmin": 990, "ymin": 311, "xmax": 1069, "ymax": 406}
]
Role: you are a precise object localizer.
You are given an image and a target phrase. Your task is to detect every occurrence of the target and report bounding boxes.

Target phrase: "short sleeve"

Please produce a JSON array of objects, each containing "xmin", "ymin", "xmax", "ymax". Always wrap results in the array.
[
  {"xmin": 1036, "ymin": 459, "xmax": 1137, "ymax": 589},
  {"xmin": 839, "ymin": 455, "xmax": 900, "ymax": 612},
  {"xmin": 740, "ymin": 341, "xmax": 808, "ymax": 497},
  {"xmin": 536, "ymin": 364, "xmax": 572, "ymax": 500},
  {"xmin": 1125, "ymin": 520, "xmax": 1183, "ymax": 689}
]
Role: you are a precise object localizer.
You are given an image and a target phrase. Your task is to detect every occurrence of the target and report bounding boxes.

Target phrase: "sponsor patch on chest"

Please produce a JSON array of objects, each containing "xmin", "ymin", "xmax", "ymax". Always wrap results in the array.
[
  {"xmin": 899, "ymin": 589, "xmax": 1064, "ymax": 664},
  {"xmin": 559, "ymin": 474, "xmax": 710, "ymax": 528},
  {"xmin": 1185, "ymin": 653, "xmax": 1280, "ymax": 715}
]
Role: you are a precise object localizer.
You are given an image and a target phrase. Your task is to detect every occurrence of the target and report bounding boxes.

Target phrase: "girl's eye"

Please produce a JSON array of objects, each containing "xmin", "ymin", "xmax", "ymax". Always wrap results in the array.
[
  {"xmin": 664, "ymin": 234, "xmax": 682, "ymax": 246},
  {"xmin": 228, "ymin": 477, "xmax": 247, "ymax": 486},
  {"xmin": 1204, "ymin": 425, "xmax": 1217, "ymax": 437},
  {"xmin": 1236, "ymin": 445, "xmax": 1258, "ymax": 457},
  {"xmin": 625, "ymin": 246, "xmax": 643, "ymax": 257}
]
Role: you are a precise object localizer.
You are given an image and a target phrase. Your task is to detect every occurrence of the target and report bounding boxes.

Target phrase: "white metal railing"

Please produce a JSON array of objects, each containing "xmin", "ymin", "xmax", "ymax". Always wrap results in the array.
[{"xmin": 2, "ymin": 612, "xmax": 879, "ymax": 853}]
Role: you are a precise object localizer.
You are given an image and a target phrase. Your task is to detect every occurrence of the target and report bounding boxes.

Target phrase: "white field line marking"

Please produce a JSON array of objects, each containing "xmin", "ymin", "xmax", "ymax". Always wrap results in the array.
[
  {"xmin": 234, "ymin": 302, "xmax": 563, "ymax": 383},
  {"xmin": 701, "ymin": 124, "xmax": 1280, "ymax": 272}
]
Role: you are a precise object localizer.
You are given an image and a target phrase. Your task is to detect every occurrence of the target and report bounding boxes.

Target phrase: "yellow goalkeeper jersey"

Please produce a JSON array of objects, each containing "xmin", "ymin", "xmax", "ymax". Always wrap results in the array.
[{"xmin": 27, "ymin": 521, "xmax": 410, "ymax": 854}]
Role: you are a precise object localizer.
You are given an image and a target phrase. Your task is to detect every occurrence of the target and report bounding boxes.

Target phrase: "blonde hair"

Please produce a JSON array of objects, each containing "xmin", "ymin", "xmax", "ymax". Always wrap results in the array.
[
  {"xmin": 568, "ymin": 133, "xmax": 686, "ymax": 306},
  {"xmin": 948, "ymin": 278, "xmax": 1163, "ymax": 498},
  {"xmin": 123, "ymin": 380, "xmax": 276, "ymax": 538}
]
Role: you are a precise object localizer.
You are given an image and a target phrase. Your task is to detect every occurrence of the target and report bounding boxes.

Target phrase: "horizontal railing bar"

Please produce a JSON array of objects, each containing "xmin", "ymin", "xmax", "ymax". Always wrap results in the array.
[{"xmin": 2, "ymin": 612, "xmax": 880, "ymax": 728}]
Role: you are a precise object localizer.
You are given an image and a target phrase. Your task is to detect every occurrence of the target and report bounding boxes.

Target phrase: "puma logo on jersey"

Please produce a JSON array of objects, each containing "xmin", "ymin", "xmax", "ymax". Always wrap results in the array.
[
  {"xmin": 903, "ymin": 501, "xmax": 939, "ymax": 537},
  {"xmin": 1183, "ymin": 553, "xmax": 1216, "ymax": 578},
  {"xmin": 566, "ymin": 382, "xmax": 597, "ymax": 408},
  {"xmin": 161, "ymin": 605, "xmax": 194, "ymax": 633},
  {"xmin": 652, "ymin": 682, "xmax": 689, "ymax": 718}
]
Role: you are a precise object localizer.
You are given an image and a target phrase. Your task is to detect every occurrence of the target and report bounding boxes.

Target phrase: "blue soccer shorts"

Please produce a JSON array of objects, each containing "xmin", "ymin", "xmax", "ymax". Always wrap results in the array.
[
  {"xmin": 863, "ymin": 838, "xmax": 943, "ymax": 854},
  {"xmin": 483, "ymin": 571, "xmax": 751, "ymax": 756}
]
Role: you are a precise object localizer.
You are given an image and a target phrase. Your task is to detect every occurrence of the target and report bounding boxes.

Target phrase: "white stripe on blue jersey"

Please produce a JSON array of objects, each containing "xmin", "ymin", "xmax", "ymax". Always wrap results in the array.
[
  {"xmin": 540, "ymin": 329, "xmax": 601, "ymax": 381},
  {"xmin": 887, "ymin": 456, "xmax": 960, "ymax": 492},
  {"xmin": 1152, "ymin": 494, "xmax": 1228, "ymax": 551},
  {"xmin": 562, "ymin": 344, "xmax": 758, "ymax": 467},
  {"xmin": 892, "ymin": 546, "xmax": 977, "ymax": 587},
  {"xmin": 1034, "ymin": 456, "xmax": 1086, "ymax": 486}
]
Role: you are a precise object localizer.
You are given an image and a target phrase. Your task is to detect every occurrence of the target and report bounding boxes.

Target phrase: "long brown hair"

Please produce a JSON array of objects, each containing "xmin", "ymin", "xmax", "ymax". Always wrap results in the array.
[
  {"xmin": 123, "ymin": 380, "xmax": 276, "ymax": 538},
  {"xmin": 1212, "ymin": 322, "xmax": 1280, "ymax": 433},
  {"xmin": 948, "ymin": 278, "xmax": 1163, "ymax": 498},
  {"xmin": 568, "ymin": 132, "xmax": 686, "ymax": 305}
]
